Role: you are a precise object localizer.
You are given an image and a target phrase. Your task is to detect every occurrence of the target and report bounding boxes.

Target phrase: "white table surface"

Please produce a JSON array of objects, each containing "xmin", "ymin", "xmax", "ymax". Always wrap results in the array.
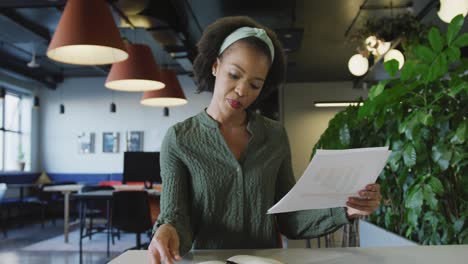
[{"xmin": 109, "ymin": 245, "xmax": 468, "ymax": 264}]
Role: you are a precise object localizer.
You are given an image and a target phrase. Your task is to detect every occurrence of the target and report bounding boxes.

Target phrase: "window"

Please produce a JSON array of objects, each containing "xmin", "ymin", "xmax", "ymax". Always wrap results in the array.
[{"xmin": 1, "ymin": 89, "xmax": 32, "ymax": 171}]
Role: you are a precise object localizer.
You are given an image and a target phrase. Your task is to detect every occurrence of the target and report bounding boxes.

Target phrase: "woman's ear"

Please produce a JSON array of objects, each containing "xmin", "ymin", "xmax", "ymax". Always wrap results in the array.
[{"xmin": 212, "ymin": 58, "xmax": 220, "ymax": 77}]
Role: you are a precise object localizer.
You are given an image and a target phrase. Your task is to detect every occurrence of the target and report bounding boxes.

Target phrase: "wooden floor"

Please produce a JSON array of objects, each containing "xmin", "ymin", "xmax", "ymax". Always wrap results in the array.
[{"xmin": 0, "ymin": 219, "xmax": 122, "ymax": 264}]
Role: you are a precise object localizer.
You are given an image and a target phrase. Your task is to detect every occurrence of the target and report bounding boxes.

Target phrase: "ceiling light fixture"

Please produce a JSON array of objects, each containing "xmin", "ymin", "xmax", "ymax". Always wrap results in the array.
[
  {"xmin": 105, "ymin": 43, "xmax": 165, "ymax": 91},
  {"xmin": 27, "ymin": 50, "xmax": 40, "ymax": 68},
  {"xmin": 438, "ymin": 0, "xmax": 468, "ymax": 23},
  {"xmin": 33, "ymin": 96, "xmax": 40, "ymax": 108},
  {"xmin": 314, "ymin": 101, "xmax": 364, "ymax": 108},
  {"xmin": 47, "ymin": 0, "xmax": 128, "ymax": 65},
  {"xmin": 348, "ymin": 54, "xmax": 369, "ymax": 77},
  {"xmin": 140, "ymin": 69, "xmax": 187, "ymax": 116},
  {"xmin": 384, "ymin": 49, "xmax": 405, "ymax": 69}
]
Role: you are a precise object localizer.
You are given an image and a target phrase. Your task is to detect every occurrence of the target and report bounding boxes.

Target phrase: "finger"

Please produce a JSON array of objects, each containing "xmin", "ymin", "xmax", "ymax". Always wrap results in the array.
[
  {"xmin": 155, "ymin": 240, "xmax": 173, "ymax": 264},
  {"xmin": 346, "ymin": 202, "xmax": 373, "ymax": 213},
  {"xmin": 148, "ymin": 245, "xmax": 161, "ymax": 264},
  {"xmin": 358, "ymin": 190, "xmax": 380, "ymax": 200},
  {"xmin": 169, "ymin": 236, "xmax": 182, "ymax": 261},
  {"xmin": 366, "ymin": 183, "xmax": 380, "ymax": 192},
  {"xmin": 347, "ymin": 197, "xmax": 379, "ymax": 208}
]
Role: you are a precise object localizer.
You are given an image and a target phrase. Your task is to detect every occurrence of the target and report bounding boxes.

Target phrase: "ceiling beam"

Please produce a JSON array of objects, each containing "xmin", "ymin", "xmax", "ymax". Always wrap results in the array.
[
  {"xmin": 0, "ymin": 0, "xmax": 66, "ymax": 9},
  {"xmin": 0, "ymin": 50, "xmax": 60, "ymax": 89},
  {"xmin": 0, "ymin": 9, "xmax": 51, "ymax": 42}
]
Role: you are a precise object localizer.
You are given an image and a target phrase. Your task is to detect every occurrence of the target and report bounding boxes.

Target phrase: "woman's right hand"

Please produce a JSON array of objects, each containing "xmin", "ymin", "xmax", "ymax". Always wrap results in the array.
[{"xmin": 148, "ymin": 223, "xmax": 182, "ymax": 264}]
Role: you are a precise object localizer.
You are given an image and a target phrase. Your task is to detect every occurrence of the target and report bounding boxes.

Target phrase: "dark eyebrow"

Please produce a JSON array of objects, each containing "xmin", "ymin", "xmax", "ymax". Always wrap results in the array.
[{"xmin": 232, "ymin": 63, "xmax": 265, "ymax": 82}]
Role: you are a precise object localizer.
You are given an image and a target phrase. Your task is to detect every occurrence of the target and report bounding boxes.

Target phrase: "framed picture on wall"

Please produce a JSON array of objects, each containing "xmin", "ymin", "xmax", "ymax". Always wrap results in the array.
[
  {"xmin": 126, "ymin": 131, "xmax": 144, "ymax": 151},
  {"xmin": 103, "ymin": 132, "xmax": 119, "ymax": 153},
  {"xmin": 78, "ymin": 132, "xmax": 95, "ymax": 154}
]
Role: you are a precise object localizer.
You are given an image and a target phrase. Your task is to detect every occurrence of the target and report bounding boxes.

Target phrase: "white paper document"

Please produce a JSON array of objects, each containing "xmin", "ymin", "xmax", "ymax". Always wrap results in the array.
[{"xmin": 267, "ymin": 147, "xmax": 391, "ymax": 214}]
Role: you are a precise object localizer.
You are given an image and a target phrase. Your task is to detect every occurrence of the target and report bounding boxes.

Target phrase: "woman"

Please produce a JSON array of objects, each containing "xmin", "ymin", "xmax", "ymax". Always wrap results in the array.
[{"xmin": 148, "ymin": 16, "xmax": 381, "ymax": 264}]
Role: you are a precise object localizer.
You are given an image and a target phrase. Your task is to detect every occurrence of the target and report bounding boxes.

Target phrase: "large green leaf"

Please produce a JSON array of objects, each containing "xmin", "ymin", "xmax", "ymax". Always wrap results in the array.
[
  {"xmin": 384, "ymin": 60, "xmax": 399, "ymax": 77},
  {"xmin": 445, "ymin": 46, "xmax": 461, "ymax": 63},
  {"xmin": 403, "ymin": 143, "xmax": 417, "ymax": 167},
  {"xmin": 429, "ymin": 27, "xmax": 444, "ymax": 52},
  {"xmin": 368, "ymin": 81, "xmax": 388, "ymax": 100},
  {"xmin": 454, "ymin": 217, "xmax": 465, "ymax": 233},
  {"xmin": 414, "ymin": 45, "xmax": 436, "ymax": 63},
  {"xmin": 406, "ymin": 187, "xmax": 423, "ymax": 209},
  {"xmin": 405, "ymin": 113, "xmax": 420, "ymax": 140},
  {"xmin": 447, "ymin": 15, "xmax": 464, "ymax": 45},
  {"xmin": 453, "ymin": 33, "xmax": 468, "ymax": 48},
  {"xmin": 448, "ymin": 82, "xmax": 468, "ymax": 98},
  {"xmin": 431, "ymin": 144, "xmax": 453, "ymax": 171},
  {"xmin": 450, "ymin": 121, "xmax": 467, "ymax": 144},
  {"xmin": 417, "ymin": 111, "xmax": 434, "ymax": 126},
  {"xmin": 423, "ymin": 186, "xmax": 438, "ymax": 210},
  {"xmin": 400, "ymin": 61, "xmax": 415, "ymax": 81},
  {"xmin": 388, "ymin": 150, "xmax": 402, "ymax": 172},
  {"xmin": 428, "ymin": 177, "xmax": 444, "ymax": 195}
]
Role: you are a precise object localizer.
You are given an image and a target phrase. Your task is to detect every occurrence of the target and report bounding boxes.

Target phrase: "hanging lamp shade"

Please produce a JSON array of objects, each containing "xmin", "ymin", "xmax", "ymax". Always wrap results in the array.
[
  {"xmin": 105, "ymin": 43, "xmax": 165, "ymax": 91},
  {"xmin": 141, "ymin": 70, "xmax": 187, "ymax": 106},
  {"xmin": 47, "ymin": 0, "xmax": 128, "ymax": 65}
]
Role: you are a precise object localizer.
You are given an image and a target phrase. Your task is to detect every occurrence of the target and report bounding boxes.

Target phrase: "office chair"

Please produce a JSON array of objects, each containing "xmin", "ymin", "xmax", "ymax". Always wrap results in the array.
[
  {"xmin": 111, "ymin": 190, "xmax": 153, "ymax": 249},
  {"xmin": 81, "ymin": 185, "xmax": 115, "ymax": 240}
]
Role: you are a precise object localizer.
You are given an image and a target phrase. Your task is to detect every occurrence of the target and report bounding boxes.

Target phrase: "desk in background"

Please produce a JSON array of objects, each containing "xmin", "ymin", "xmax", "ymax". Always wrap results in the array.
[
  {"xmin": 74, "ymin": 188, "xmax": 161, "ymax": 260},
  {"xmin": 109, "ymin": 245, "xmax": 468, "ymax": 264},
  {"xmin": 42, "ymin": 184, "xmax": 84, "ymax": 243}
]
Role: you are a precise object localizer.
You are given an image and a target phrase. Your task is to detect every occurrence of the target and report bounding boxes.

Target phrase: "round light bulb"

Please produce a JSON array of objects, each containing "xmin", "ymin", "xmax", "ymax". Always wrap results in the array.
[
  {"xmin": 375, "ymin": 40, "xmax": 391, "ymax": 56},
  {"xmin": 438, "ymin": 0, "xmax": 468, "ymax": 23},
  {"xmin": 348, "ymin": 54, "xmax": 369, "ymax": 76},
  {"xmin": 384, "ymin": 49, "xmax": 405, "ymax": 70},
  {"xmin": 365, "ymin": 36, "xmax": 378, "ymax": 52}
]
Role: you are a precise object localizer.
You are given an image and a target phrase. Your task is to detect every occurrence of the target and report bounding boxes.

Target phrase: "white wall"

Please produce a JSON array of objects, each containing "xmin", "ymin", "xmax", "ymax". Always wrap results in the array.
[
  {"xmin": 282, "ymin": 82, "xmax": 368, "ymax": 179},
  {"xmin": 39, "ymin": 75, "xmax": 211, "ymax": 173}
]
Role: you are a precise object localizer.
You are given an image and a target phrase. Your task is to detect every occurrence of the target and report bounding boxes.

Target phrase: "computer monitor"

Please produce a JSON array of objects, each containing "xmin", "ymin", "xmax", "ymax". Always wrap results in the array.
[{"xmin": 123, "ymin": 151, "xmax": 161, "ymax": 187}]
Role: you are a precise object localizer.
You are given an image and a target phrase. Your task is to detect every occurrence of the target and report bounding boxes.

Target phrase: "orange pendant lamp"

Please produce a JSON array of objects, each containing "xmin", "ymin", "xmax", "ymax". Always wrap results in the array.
[
  {"xmin": 47, "ymin": 0, "xmax": 128, "ymax": 65},
  {"xmin": 140, "ymin": 69, "xmax": 187, "ymax": 106},
  {"xmin": 105, "ymin": 43, "xmax": 165, "ymax": 91}
]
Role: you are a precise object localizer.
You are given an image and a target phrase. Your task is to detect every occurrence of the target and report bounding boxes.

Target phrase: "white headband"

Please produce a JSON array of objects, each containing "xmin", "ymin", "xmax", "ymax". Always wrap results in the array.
[{"xmin": 218, "ymin": 27, "xmax": 275, "ymax": 62}]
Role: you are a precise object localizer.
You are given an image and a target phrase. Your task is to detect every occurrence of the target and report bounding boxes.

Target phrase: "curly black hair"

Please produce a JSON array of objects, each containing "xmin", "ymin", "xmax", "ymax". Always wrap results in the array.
[{"xmin": 193, "ymin": 16, "xmax": 286, "ymax": 106}]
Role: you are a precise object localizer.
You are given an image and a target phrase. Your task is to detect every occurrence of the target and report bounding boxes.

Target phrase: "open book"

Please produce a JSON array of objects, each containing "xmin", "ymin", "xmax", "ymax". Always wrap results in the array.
[{"xmin": 198, "ymin": 255, "xmax": 283, "ymax": 264}]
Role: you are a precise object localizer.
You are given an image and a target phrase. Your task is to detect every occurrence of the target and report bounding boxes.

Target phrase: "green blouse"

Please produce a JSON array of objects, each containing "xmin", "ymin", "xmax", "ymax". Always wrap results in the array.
[{"xmin": 153, "ymin": 110, "xmax": 349, "ymax": 255}]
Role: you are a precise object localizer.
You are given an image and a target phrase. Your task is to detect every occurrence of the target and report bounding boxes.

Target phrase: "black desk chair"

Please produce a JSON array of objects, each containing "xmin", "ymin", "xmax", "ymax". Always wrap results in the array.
[
  {"xmin": 111, "ymin": 190, "xmax": 152, "ymax": 249},
  {"xmin": 81, "ymin": 185, "xmax": 115, "ymax": 240}
]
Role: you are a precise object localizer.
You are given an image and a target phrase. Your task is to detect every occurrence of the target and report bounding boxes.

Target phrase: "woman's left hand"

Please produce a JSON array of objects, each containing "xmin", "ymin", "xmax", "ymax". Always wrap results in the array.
[{"xmin": 346, "ymin": 183, "xmax": 381, "ymax": 218}]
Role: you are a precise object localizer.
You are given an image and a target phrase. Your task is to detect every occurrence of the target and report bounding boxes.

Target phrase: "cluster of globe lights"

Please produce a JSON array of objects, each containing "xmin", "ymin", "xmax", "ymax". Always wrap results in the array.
[
  {"xmin": 348, "ymin": 36, "xmax": 404, "ymax": 77},
  {"xmin": 348, "ymin": 0, "xmax": 468, "ymax": 77}
]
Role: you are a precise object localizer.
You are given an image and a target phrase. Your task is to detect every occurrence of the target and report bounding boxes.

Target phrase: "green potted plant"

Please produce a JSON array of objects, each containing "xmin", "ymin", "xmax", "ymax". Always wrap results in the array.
[
  {"xmin": 17, "ymin": 145, "xmax": 26, "ymax": 171},
  {"xmin": 313, "ymin": 15, "xmax": 467, "ymax": 245}
]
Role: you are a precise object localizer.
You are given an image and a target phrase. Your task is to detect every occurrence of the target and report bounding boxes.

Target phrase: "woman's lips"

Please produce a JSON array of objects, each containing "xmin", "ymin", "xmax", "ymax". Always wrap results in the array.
[{"xmin": 227, "ymin": 98, "xmax": 242, "ymax": 109}]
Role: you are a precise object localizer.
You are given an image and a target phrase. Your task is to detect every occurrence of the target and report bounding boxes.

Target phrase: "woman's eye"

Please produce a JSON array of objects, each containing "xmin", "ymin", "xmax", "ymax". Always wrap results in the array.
[
  {"xmin": 229, "ymin": 73, "xmax": 239, "ymax": 79},
  {"xmin": 251, "ymin": 84, "xmax": 260, "ymax": 90}
]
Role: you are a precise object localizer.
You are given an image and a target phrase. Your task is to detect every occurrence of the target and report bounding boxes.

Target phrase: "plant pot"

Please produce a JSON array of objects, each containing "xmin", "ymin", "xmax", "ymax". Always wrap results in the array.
[
  {"xmin": 17, "ymin": 161, "xmax": 26, "ymax": 171},
  {"xmin": 359, "ymin": 219, "xmax": 418, "ymax": 247}
]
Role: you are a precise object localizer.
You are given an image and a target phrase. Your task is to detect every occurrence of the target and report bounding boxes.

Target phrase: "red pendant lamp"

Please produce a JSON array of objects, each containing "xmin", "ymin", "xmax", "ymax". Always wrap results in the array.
[
  {"xmin": 47, "ymin": 0, "xmax": 128, "ymax": 65},
  {"xmin": 105, "ymin": 43, "xmax": 165, "ymax": 91},
  {"xmin": 140, "ymin": 69, "xmax": 187, "ymax": 106}
]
